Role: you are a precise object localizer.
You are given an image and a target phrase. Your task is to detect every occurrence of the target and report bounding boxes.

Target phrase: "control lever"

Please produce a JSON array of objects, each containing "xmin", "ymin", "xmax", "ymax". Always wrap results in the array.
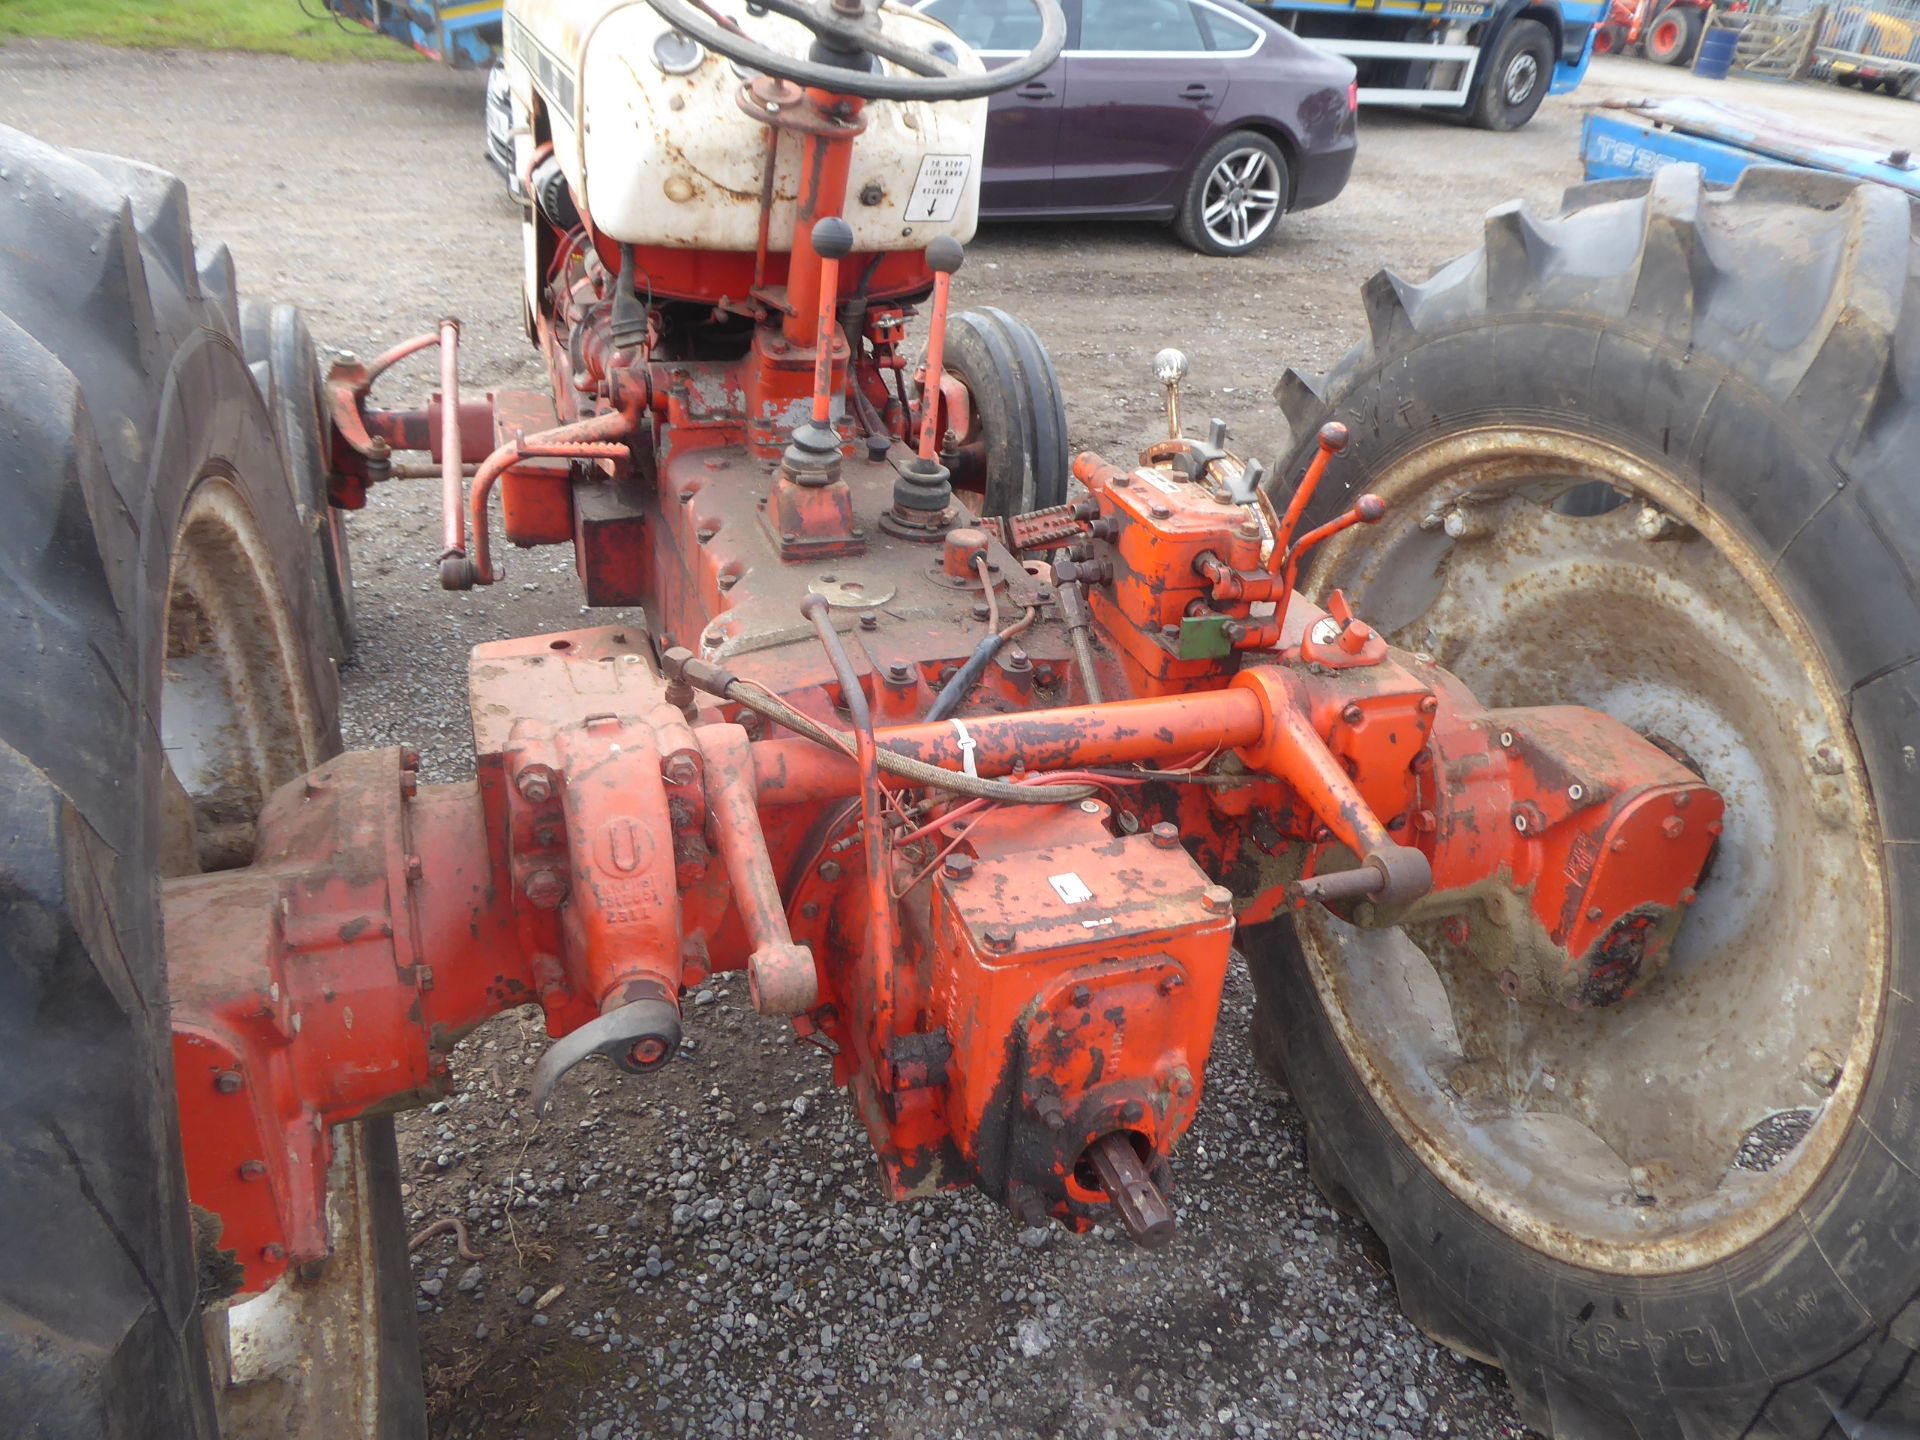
[
  {"xmin": 917, "ymin": 236, "xmax": 964, "ymax": 461},
  {"xmin": 1153, "ymin": 347, "xmax": 1189, "ymax": 439}
]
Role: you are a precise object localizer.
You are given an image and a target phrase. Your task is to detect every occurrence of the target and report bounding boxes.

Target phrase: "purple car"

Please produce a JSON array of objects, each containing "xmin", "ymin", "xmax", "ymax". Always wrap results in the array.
[{"xmin": 917, "ymin": 0, "xmax": 1359, "ymax": 255}]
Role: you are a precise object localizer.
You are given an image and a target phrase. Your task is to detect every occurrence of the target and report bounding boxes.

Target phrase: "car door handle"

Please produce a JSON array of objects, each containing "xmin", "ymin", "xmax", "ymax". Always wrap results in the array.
[
  {"xmin": 1016, "ymin": 81, "xmax": 1055, "ymax": 98},
  {"xmin": 1181, "ymin": 83, "xmax": 1215, "ymax": 100}
]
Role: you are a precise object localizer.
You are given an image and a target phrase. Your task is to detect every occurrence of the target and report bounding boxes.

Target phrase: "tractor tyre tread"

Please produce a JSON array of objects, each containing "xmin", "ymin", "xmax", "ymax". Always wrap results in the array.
[
  {"xmin": 943, "ymin": 307, "xmax": 1070, "ymax": 515},
  {"xmin": 0, "ymin": 122, "xmax": 384, "ymax": 1439},
  {"xmin": 1252, "ymin": 164, "xmax": 1920, "ymax": 1439}
]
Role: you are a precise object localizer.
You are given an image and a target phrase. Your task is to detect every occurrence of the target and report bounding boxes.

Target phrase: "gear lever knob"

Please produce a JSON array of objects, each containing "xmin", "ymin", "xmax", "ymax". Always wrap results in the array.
[
  {"xmin": 811, "ymin": 216, "xmax": 855, "ymax": 261},
  {"xmin": 1153, "ymin": 347, "xmax": 1189, "ymax": 439},
  {"xmin": 926, "ymin": 235, "xmax": 965, "ymax": 274}
]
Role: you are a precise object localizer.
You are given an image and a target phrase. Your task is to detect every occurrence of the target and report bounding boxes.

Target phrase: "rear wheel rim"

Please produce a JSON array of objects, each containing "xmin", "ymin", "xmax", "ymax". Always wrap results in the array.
[
  {"xmin": 1200, "ymin": 147, "xmax": 1281, "ymax": 251},
  {"xmin": 1652, "ymin": 16, "xmax": 1680, "ymax": 52},
  {"xmin": 1295, "ymin": 426, "xmax": 1886, "ymax": 1274},
  {"xmin": 162, "ymin": 473, "xmax": 323, "ymax": 870}
]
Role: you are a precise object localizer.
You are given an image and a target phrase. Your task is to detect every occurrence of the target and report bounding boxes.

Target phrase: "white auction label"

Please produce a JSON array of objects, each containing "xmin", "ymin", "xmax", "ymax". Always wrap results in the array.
[
  {"xmin": 905, "ymin": 154, "xmax": 970, "ymax": 223},
  {"xmin": 1049, "ymin": 872, "xmax": 1094, "ymax": 905}
]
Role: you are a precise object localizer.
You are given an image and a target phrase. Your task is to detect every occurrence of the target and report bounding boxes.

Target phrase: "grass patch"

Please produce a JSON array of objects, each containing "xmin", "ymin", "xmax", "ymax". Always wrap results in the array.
[{"xmin": 0, "ymin": 0, "xmax": 424, "ymax": 63}]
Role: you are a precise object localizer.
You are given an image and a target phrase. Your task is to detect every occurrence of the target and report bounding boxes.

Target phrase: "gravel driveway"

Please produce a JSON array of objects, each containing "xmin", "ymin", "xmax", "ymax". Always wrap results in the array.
[{"xmin": 2, "ymin": 38, "xmax": 1909, "ymax": 1440}]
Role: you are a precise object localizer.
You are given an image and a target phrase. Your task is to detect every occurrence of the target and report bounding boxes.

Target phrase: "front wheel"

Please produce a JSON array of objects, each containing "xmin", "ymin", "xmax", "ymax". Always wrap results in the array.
[
  {"xmin": 1469, "ymin": 18, "xmax": 1554, "ymax": 129},
  {"xmin": 1254, "ymin": 165, "xmax": 1920, "ymax": 1437},
  {"xmin": 937, "ymin": 307, "xmax": 1070, "ymax": 517},
  {"xmin": 1174, "ymin": 130, "xmax": 1289, "ymax": 256}
]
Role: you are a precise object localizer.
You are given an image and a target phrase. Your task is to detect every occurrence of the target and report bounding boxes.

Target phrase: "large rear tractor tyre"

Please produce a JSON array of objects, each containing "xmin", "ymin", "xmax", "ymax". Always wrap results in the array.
[
  {"xmin": 1252, "ymin": 165, "xmax": 1920, "ymax": 1437},
  {"xmin": 0, "ymin": 125, "xmax": 420, "ymax": 1438},
  {"xmin": 939, "ymin": 307, "xmax": 1071, "ymax": 518},
  {"xmin": 1644, "ymin": 3, "xmax": 1704, "ymax": 64}
]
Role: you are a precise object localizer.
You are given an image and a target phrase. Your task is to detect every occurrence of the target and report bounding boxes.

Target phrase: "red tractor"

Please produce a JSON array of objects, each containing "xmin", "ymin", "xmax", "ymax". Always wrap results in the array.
[
  {"xmin": 1, "ymin": 0, "xmax": 1915, "ymax": 1436},
  {"xmin": 1594, "ymin": 0, "xmax": 1733, "ymax": 64}
]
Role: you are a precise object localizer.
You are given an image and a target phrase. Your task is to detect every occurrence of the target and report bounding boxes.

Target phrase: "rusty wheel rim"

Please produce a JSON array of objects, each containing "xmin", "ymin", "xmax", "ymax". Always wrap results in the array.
[
  {"xmin": 1296, "ymin": 427, "xmax": 1886, "ymax": 1273},
  {"xmin": 161, "ymin": 473, "xmax": 325, "ymax": 870}
]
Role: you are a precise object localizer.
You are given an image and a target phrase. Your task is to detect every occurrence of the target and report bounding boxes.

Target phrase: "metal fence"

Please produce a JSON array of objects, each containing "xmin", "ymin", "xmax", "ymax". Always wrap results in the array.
[{"xmin": 1815, "ymin": 0, "xmax": 1920, "ymax": 68}]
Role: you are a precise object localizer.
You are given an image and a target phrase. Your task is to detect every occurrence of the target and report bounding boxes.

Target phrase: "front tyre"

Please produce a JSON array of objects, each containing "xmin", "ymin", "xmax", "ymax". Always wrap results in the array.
[
  {"xmin": 1253, "ymin": 166, "xmax": 1920, "ymax": 1437},
  {"xmin": 1469, "ymin": 18, "xmax": 1554, "ymax": 129},
  {"xmin": 1175, "ymin": 130, "xmax": 1289, "ymax": 256},
  {"xmin": 939, "ymin": 307, "xmax": 1070, "ymax": 516}
]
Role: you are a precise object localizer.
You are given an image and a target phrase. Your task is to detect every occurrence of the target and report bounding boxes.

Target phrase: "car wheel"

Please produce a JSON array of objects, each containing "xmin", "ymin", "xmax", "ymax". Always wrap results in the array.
[
  {"xmin": 1469, "ymin": 17, "xmax": 1554, "ymax": 129},
  {"xmin": 1174, "ymin": 131, "xmax": 1289, "ymax": 257},
  {"xmin": 1644, "ymin": 4, "xmax": 1703, "ymax": 65}
]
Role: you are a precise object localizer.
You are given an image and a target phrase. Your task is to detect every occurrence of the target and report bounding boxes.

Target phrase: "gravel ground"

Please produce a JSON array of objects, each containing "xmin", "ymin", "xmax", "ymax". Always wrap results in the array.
[{"xmin": 2, "ymin": 39, "xmax": 1911, "ymax": 1440}]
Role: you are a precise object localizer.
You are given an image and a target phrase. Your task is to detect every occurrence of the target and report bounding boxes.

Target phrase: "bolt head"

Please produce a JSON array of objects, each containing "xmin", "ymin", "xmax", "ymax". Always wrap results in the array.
[
  {"xmin": 1071, "ymin": 985, "xmax": 1091, "ymax": 1008},
  {"xmin": 1661, "ymin": 815, "xmax": 1686, "ymax": 840},
  {"xmin": 240, "ymin": 1160, "xmax": 267, "ymax": 1181},
  {"xmin": 262, "ymin": 1243, "xmax": 287, "ymax": 1263},
  {"xmin": 215, "ymin": 1070, "xmax": 245, "ymax": 1095},
  {"xmin": 516, "ymin": 766, "xmax": 555, "ymax": 804},
  {"xmin": 1341, "ymin": 703, "xmax": 1365, "ymax": 727},
  {"xmin": 1202, "ymin": 885, "xmax": 1234, "ymax": 915},
  {"xmin": 628, "ymin": 1036, "xmax": 671, "ymax": 1069},
  {"xmin": 942, "ymin": 854, "xmax": 973, "ymax": 881},
  {"xmin": 818, "ymin": 860, "xmax": 843, "ymax": 883},
  {"xmin": 1150, "ymin": 822, "xmax": 1180, "ymax": 849},
  {"xmin": 983, "ymin": 925, "xmax": 1016, "ymax": 952},
  {"xmin": 524, "ymin": 868, "xmax": 568, "ymax": 909}
]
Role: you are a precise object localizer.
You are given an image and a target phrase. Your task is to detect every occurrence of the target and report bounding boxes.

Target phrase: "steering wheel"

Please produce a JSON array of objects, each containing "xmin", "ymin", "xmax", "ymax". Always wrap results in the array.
[{"xmin": 642, "ymin": 0, "xmax": 1067, "ymax": 102}]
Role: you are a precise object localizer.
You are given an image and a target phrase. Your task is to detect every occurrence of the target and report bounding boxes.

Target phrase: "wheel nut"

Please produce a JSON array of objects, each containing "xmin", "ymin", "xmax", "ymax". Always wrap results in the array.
[
  {"xmin": 240, "ymin": 1160, "xmax": 267, "ymax": 1182},
  {"xmin": 215, "ymin": 1070, "xmax": 245, "ymax": 1095},
  {"xmin": 1661, "ymin": 815, "xmax": 1686, "ymax": 839},
  {"xmin": 1150, "ymin": 822, "xmax": 1180, "ymax": 849},
  {"xmin": 1341, "ymin": 703, "xmax": 1365, "ymax": 727},
  {"xmin": 524, "ymin": 868, "xmax": 568, "ymax": 909}
]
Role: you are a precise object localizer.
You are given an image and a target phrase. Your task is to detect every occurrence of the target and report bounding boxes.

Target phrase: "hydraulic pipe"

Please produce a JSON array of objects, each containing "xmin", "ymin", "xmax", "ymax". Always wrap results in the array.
[
  {"xmin": 802, "ymin": 596, "xmax": 898, "ymax": 1052},
  {"xmin": 438, "ymin": 319, "xmax": 463, "ymax": 563},
  {"xmin": 750, "ymin": 688, "xmax": 1268, "ymax": 804},
  {"xmin": 457, "ymin": 408, "xmax": 637, "ymax": 587}
]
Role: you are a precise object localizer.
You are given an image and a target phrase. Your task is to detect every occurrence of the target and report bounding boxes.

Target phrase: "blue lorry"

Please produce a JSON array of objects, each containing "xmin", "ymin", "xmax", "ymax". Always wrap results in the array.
[
  {"xmin": 1251, "ymin": 0, "xmax": 1605, "ymax": 127},
  {"xmin": 321, "ymin": 0, "xmax": 1599, "ymax": 130},
  {"xmin": 322, "ymin": 0, "xmax": 503, "ymax": 67}
]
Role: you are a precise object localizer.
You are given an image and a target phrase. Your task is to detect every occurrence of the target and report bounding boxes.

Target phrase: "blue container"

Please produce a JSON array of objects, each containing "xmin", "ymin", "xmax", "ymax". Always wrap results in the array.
[{"xmin": 1695, "ymin": 26, "xmax": 1739, "ymax": 79}]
